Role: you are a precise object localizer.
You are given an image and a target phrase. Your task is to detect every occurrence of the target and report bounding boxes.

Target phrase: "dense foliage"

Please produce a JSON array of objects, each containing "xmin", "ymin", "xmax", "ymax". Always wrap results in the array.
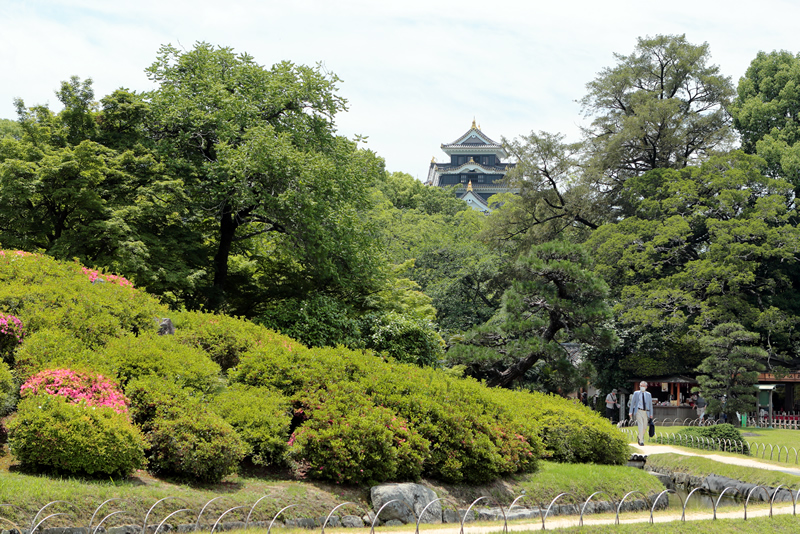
[
  {"xmin": 0, "ymin": 250, "xmax": 626, "ymax": 483},
  {"xmin": 8, "ymin": 395, "xmax": 145, "ymax": 477}
]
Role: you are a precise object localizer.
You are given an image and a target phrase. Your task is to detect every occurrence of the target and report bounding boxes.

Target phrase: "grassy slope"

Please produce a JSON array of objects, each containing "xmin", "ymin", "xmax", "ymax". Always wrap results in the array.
[{"xmin": 0, "ymin": 452, "xmax": 662, "ymax": 528}]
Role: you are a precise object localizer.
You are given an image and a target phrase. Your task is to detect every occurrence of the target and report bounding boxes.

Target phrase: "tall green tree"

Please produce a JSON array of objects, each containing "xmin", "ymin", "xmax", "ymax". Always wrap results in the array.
[
  {"xmin": 695, "ymin": 323, "xmax": 766, "ymax": 420},
  {"xmin": 485, "ymin": 131, "xmax": 600, "ymax": 253},
  {"xmin": 369, "ymin": 172, "xmax": 507, "ymax": 332},
  {"xmin": 587, "ymin": 151, "xmax": 800, "ymax": 375},
  {"xmin": 580, "ymin": 34, "xmax": 735, "ymax": 213},
  {"xmin": 143, "ymin": 43, "xmax": 386, "ymax": 310},
  {"xmin": 447, "ymin": 241, "xmax": 614, "ymax": 389},
  {"xmin": 730, "ymin": 50, "xmax": 800, "ymax": 189},
  {"xmin": 0, "ymin": 80, "xmax": 206, "ymax": 307}
]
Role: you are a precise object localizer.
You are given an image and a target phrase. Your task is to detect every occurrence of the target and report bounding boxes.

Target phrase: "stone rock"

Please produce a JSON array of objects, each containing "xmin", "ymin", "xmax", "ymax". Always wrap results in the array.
[
  {"xmin": 442, "ymin": 509, "xmax": 459, "ymax": 524},
  {"xmin": 360, "ymin": 512, "xmax": 375, "ymax": 526},
  {"xmin": 384, "ymin": 520, "xmax": 404, "ymax": 527},
  {"xmin": 370, "ymin": 483, "xmax": 441, "ymax": 524},
  {"xmin": 319, "ymin": 516, "xmax": 340, "ymax": 528},
  {"xmin": 158, "ymin": 318, "xmax": 175, "ymax": 335},
  {"xmin": 340, "ymin": 516, "xmax": 364, "ymax": 528},
  {"xmin": 648, "ymin": 471, "xmax": 675, "ymax": 490},
  {"xmin": 107, "ymin": 526, "xmax": 140, "ymax": 534}
]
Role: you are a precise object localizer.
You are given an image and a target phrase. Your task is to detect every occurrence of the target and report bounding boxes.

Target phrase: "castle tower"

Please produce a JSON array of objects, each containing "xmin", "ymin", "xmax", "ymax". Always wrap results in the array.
[{"xmin": 425, "ymin": 121, "xmax": 517, "ymax": 212}]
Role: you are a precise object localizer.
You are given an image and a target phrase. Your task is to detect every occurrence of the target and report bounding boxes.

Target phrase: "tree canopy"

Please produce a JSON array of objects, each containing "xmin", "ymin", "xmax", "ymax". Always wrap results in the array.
[
  {"xmin": 587, "ymin": 151, "xmax": 800, "ymax": 375},
  {"xmin": 143, "ymin": 43, "xmax": 386, "ymax": 311},
  {"xmin": 731, "ymin": 50, "xmax": 800, "ymax": 189},
  {"xmin": 581, "ymin": 34, "xmax": 735, "ymax": 211}
]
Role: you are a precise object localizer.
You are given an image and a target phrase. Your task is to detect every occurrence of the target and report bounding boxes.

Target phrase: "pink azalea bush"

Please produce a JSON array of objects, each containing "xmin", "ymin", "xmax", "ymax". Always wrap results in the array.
[
  {"xmin": 81, "ymin": 267, "xmax": 134, "ymax": 287},
  {"xmin": 21, "ymin": 368, "xmax": 129, "ymax": 414},
  {"xmin": 0, "ymin": 250, "xmax": 33, "ymax": 258},
  {"xmin": 0, "ymin": 314, "xmax": 24, "ymax": 343}
]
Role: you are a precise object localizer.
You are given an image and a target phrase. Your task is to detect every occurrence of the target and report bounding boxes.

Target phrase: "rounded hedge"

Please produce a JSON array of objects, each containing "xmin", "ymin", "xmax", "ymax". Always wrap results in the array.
[
  {"xmin": 173, "ymin": 311, "xmax": 272, "ymax": 372},
  {"xmin": 102, "ymin": 332, "xmax": 222, "ymax": 394},
  {"xmin": 287, "ymin": 388, "xmax": 428, "ymax": 485},
  {"xmin": 0, "ymin": 251, "xmax": 163, "ymax": 348},
  {"xmin": 125, "ymin": 375, "xmax": 248, "ymax": 483},
  {"xmin": 144, "ymin": 408, "xmax": 247, "ymax": 483},
  {"xmin": 12, "ymin": 328, "xmax": 96, "ymax": 380},
  {"xmin": 8, "ymin": 395, "xmax": 145, "ymax": 478},
  {"xmin": 0, "ymin": 360, "xmax": 15, "ymax": 416},
  {"xmin": 209, "ymin": 384, "xmax": 291, "ymax": 467}
]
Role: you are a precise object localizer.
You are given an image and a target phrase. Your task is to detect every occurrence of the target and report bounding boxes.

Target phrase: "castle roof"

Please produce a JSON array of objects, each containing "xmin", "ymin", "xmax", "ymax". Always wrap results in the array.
[{"xmin": 440, "ymin": 120, "xmax": 507, "ymax": 158}]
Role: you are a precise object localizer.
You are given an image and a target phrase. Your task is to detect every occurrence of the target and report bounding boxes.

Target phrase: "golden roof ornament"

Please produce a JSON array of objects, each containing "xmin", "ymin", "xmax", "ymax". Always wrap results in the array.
[
  {"xmin": 472, "ymin": 118, "xmax": 477, "ymax": 129},
  {"xmin": 467, "ymin": 180, "xmax": 473, "ymax": 191}
]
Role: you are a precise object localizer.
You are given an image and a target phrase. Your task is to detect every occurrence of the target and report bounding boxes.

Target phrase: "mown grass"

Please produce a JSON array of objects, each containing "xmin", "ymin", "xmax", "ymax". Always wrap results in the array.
[
  {"xmin": 513, "ymin": 461, "xmax": 664, "ymax": 503},
  {"xmin": 0, "ymin": 466, "xmax": 369, "ymax": 528},
  {"xmin": 646, "ymin": 453, "xmax": 800, "ymax": 488}
]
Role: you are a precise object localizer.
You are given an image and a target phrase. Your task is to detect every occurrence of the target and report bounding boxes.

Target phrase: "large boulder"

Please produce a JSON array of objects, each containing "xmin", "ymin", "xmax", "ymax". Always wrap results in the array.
[{"xmin": 370, "ymin": 483, "xmax": 441, "ymax": 524}]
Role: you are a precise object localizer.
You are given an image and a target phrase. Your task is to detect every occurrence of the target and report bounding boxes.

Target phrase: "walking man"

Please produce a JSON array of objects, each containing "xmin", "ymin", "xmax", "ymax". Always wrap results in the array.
[
  {"xmin": 629, "ymin": 381, "xmax": 653, "ymax": 446},
  {"xmin": 695, "ymin": 393, "xmax": 707, "ymax": 423},
  {"xmin": 605, "ymin": 389, "xmax": 619, "ymax": 423}
]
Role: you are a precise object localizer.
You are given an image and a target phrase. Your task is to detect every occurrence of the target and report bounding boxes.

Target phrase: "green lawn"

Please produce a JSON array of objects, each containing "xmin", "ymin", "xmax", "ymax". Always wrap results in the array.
[
  {"xmin": 645, "ymin": 453, "xmax": 800, "ymax": 488},
  {"xmin": 619, "ymin": 425, "xmax": 800, "ymax": 467}
]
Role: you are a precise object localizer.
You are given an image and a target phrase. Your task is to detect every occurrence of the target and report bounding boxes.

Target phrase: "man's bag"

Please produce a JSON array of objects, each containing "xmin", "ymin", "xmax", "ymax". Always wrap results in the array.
[{"xmin": 648, "ymin": 418, "xmax": 656, "ymax": 438}]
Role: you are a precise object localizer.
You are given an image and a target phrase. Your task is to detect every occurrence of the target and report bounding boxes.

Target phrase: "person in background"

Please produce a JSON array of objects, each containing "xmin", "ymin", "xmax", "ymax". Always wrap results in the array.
[
  {"xmin": 629, "ymin": 381, "xmax": 653, "ymax": 446},
  {"xmin": 695, "ymin": 393, "xmax": 707, "ymax": 423},
  {"xmin": 605, "ymin": 389, "xmax": 620, "ymax": 423}
]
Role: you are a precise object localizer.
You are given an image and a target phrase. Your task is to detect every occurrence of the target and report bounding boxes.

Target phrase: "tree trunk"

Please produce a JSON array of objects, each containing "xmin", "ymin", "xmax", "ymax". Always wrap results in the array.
[
  {"xmin": 486, "ymin": 311, "xmax": 563, "ymax": 388},
  {"xmin": 210, "ymin": 210, "xmax": 239, "ymax": 310}
]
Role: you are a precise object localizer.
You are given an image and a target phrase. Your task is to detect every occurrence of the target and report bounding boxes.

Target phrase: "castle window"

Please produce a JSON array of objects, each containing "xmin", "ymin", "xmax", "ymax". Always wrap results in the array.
[
  {"xmin": 461, "ymin": 175, "xmax": 467, "ymax": 183},
  {"xmin": 477, "ymin": 175, "xmax": 484, "ymax": 183}
]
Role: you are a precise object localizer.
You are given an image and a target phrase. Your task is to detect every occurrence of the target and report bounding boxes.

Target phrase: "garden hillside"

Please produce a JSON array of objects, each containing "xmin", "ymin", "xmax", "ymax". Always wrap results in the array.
[{"xmin": 0, "ymin": 251, "xmax": 627, "ymax": 485}]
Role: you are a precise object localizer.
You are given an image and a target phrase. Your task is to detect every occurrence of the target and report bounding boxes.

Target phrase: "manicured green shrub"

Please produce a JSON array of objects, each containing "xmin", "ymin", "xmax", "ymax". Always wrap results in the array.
[
  {"xmin": 209, "ymin": 384, "xmax": 291, "ymax": 466},
  {"xmin": 286, "ymin": 383, "xmax": 429, "ymax": 485},
  {"xmin": 233, "ymin": 343, "xmax": 543, "ymax": 484},
  {"xmin": 11, "ymin": 328, "xmax": 98, "ymax": 380},
  {"xmin": 125, "ymin": 375, "xmax": 198, "ymax": 426},
  {"xmin": 102, "ymin": 332, "xmax": 222, "ymax": 393},
  {"xmin": 7, "ymin": 395, "xmax": 145, "ymax": 478},
  {"xmin": 144, "ymin": 408, "xmax": 247, "ymax": 483},
  {"xmin": 360, "ymin": 367, "xmax": 542, "ymax": 483},
  {"xmin": 173, "ymin": 310, "xmax": 274, "ymax": 371},
  {"xmin": 360, "ymin": 311, "xmax": 444, "ymax": 367},
  {"xmin": 0, "ymin": 360, "xmax": 15, "ymax": 416},
  {"xmin": 0, "ymin": 251, "xmax": 164, "ymax": 348},
  {"xmin": 126, "ymin": 375, "xmax": 248, "ymax": 483},
  {"xmin": 680, "ymin": 423, "xmax": 749, "ymax": 452},
  {"xmin": 490, "ymin": 389, "xmax": 629, "ymax": 465}
]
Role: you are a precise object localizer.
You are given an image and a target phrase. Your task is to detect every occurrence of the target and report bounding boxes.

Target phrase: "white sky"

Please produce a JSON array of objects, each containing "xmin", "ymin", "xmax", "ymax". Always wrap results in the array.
[{"xmin": 2, "ymin": 0, "xmax": 798, "ymax": 179}]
